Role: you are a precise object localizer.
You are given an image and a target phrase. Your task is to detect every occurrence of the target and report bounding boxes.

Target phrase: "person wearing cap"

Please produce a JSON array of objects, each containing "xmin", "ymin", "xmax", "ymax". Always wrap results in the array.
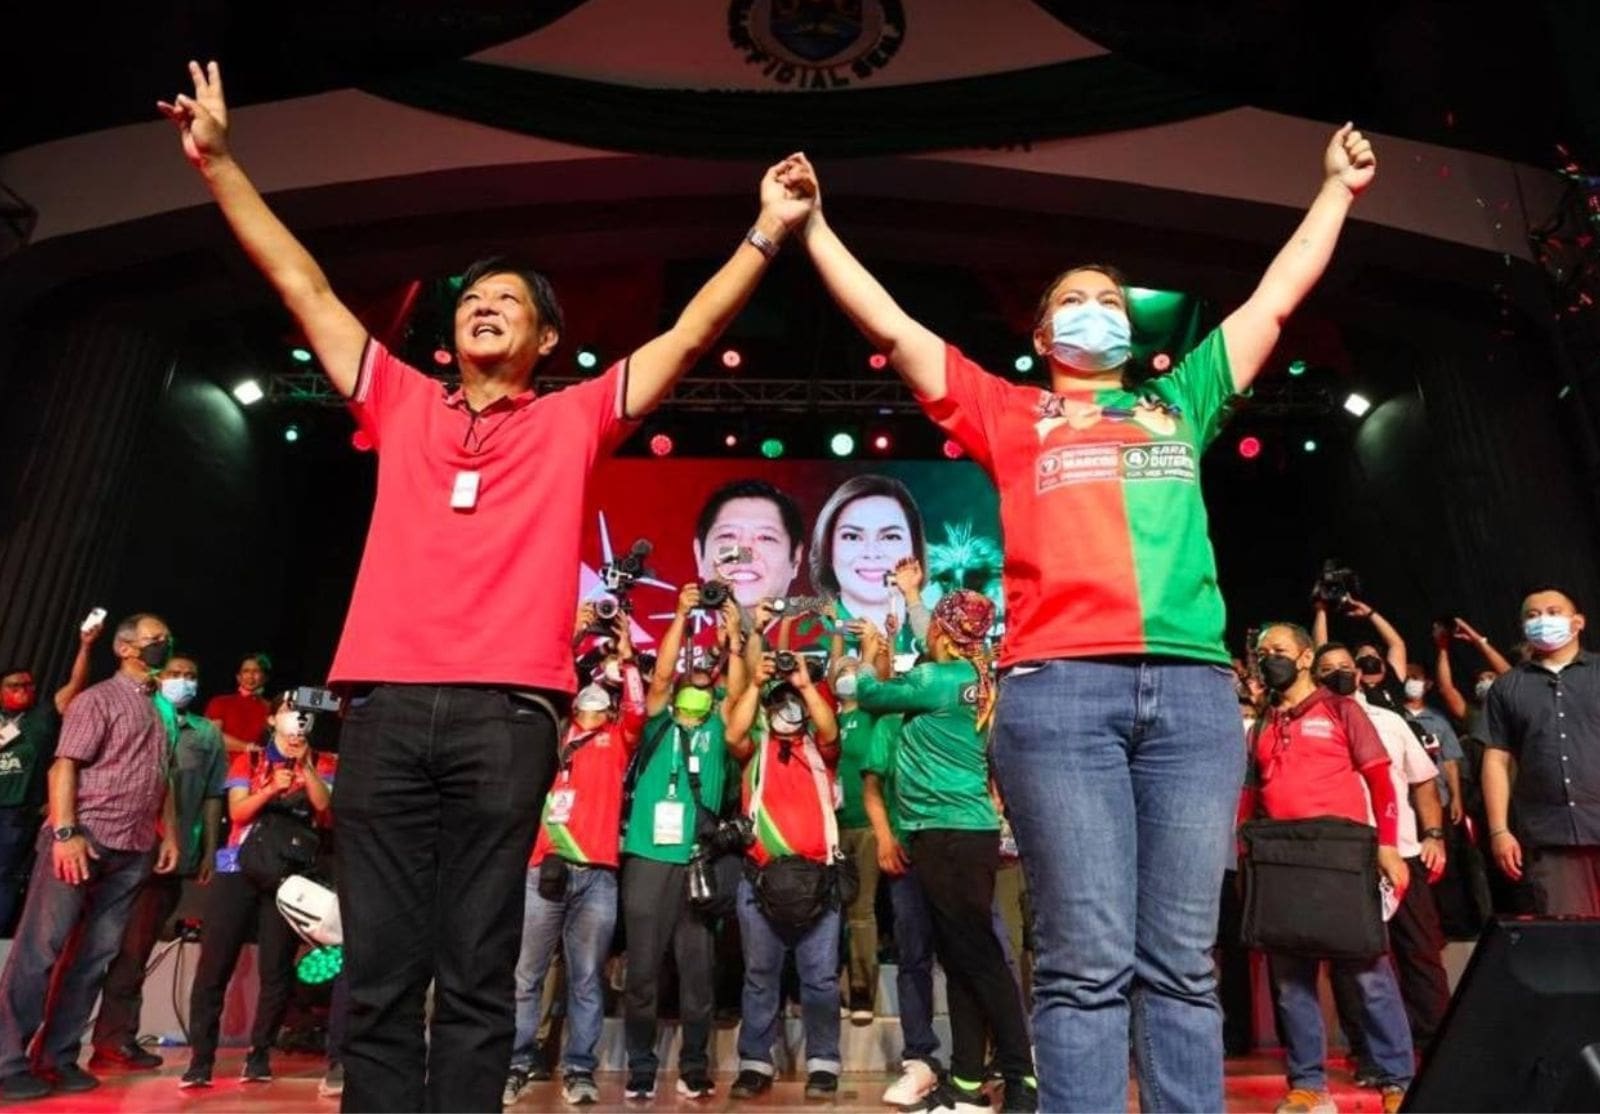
[
  {"xmin": 855, "ymin": 590, "xmax": 1037, "ymax": 1113},
  {"xmin": 617, "ymin": 585, "xmax": 744, "ymax": 1102},
  {"xmin": 503, "ymin": 622, "xmax": 646, "ymax": 1108}
]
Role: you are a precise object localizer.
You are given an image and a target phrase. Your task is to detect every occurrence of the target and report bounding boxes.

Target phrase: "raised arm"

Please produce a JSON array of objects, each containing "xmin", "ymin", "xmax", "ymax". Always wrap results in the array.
[
  {"xmin": 161, "ymin": 62, "xmax": 367, "ymax": 396},
  {"xmin": 624, "ymin": 157, "xmax": 811, "ymax": 417},
  {"xmin": 724, "ymin": 655, "xmax": 773, "ymax": 764},
  {"xmin": 646, "ymin": 585, "xmax": 699, "ymax": 718},
  {"xmin": 1311, "ymin": 599, "xmax": 1331, "ymax": 654},
  {"xmin": 53, "ymin": 620, "xmax": 102, "ymax": 714},
  {"xmin": 1345, "ymin": 597, "xmax": 1408, "ymax": 679},
  {"xmin": 783, "ymin": 155, "xmax": 948, "ymax": 400},
  {"xmin": 1434, "ymin": 627, "xmax": 1468, "ymax": 722},
  {"xmin": 1220, "ymin": 125, "xmax": 1376, "ymax": 392},
  {"xmin": 1455, "ymin": 617, "xmax": 1513, "ymax": 676}
]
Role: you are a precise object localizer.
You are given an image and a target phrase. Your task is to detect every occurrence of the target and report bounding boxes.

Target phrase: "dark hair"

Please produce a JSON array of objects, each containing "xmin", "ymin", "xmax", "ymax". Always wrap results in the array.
[
  {"xmin": 1311, "ymin": 641, "xmax": 1353, "ymax": 672},
  {"xmin": 1257, "ymin": 621, "xmax": 1313, "ymax": 654},
  {"xmin": 166, "ymin": 653, "xmax": 200, "ymax": 670},
  {"xmin": 1033, "ymin": 263, "xmax": 1156, "ymax": 390},
  {"xmin": 0, "ymin": 667, "xmax": 32, "ymax": 683},
  {"xmin": 1522, "ymin": 585, "xmax": 1582, "ymax": 612},
  {"xmin": 239, "ymin": 652, "xmax": 272, "ymax": 674},
  {"xmin": 808, "ymin": 474, "xmax": 927, "ymax": 597},
  {"xmin": 694, "ymin": 479, "xmax": 804, "ymax": 556},
  {"xmin": 457, "ymin": 257, "xmax": 565, "ymax": 340}
]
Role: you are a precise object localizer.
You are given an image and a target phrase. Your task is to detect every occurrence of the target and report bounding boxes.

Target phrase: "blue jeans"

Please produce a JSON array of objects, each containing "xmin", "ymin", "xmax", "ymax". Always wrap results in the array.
[
  {"xmin": 734, "ymin": 875, "xmax": 841, "ymax": 1076},
  {"xmin": 1270, "ymin": 952, "xmax": 1413, "ymax": 1091},
  {"xmin": 888, "ymin": 866, "xmax": 1024, "ymax": 1067},
  {"xmin": 992, "ymin": 658, "xmax": 1245, "ymax": 1112},
  {"xmin": 0, "ymin": 828, "xmax": 155, "ymax": 1075},
  {"xmin": 510, "ymin": 863, "xmax": 617, "ymax": 1075}
]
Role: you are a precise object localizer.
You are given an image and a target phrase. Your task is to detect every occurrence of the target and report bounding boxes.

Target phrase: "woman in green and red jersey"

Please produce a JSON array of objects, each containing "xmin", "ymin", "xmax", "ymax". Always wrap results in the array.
[{"xmin": 782, "ymin": 126, "xmax": 1377, "ymax": 1113}]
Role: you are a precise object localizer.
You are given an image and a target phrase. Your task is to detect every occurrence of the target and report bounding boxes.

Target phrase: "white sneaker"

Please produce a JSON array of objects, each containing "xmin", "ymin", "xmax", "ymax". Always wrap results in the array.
[{"xmin": 883, "ymin": 1059, "xmax": 938, "ymax": 1108}]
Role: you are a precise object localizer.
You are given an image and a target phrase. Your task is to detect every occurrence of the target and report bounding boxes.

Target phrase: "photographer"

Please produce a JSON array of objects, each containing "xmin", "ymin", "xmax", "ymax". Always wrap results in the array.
[
  {"xmin": 855, "ymin": 591, "xmax": 1035, "ymax": 1114},
  {"xmin": 724, "ymin": 647, "xmax": 841, "ymax": 1102},
  {"xmin": 504, "ymin": 619, "xmax": 645, "ymax": 1108},
  {"xmin": 182, "ymin": 693, "xmax": 333, "ymax": 1089},
  {"xmin": 1243, "ymin": 625, "xmax": 1412, "ymax": 1114},
  {"xmin": 1313, "ymin": 592, "xmax": 1408, "ymax": 713},
  {"xmin": 1313, "ymin": 645, "xmax": 1450, "ymax": 1080},
  {"xmin": 617, "ymin": 584, "xmax": 741, "ymax": 1101}
]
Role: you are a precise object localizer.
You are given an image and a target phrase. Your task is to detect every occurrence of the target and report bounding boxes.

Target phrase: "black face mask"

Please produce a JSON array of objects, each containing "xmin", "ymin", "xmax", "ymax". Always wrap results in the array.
[
  {"xmin": 1259, "ymin": 653, "xmax": 1300, "ymax": 693},
  {"xmin": 1320, "ymin": 669, "xmax": 1358, "ymax": 697},
  {"xmin": 1354, "ymin": 654, "xmax": 1384, "ymax": 676},
  {"xmin": 138, "ymin": 638, "xmax": 172, "ymax": 670}
]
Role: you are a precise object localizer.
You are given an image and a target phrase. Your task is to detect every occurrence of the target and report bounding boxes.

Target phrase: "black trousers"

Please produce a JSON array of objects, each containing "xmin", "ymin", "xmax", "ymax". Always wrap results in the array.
[
  {"xmin": 1333, "ymin": 856, "xmax": 1450, "ymax": 1057},
  {"xmin": 908, "ymin": 828, "xmax": 1034, "ymax": 1083},
  {"xmin": 187, "ymin": 871, "xmax": 300, "ymax": 1062},
  {"xmin": 620, "ymin": 856, "xmax": 714, "ymax": 1077},
  {"xmin": 336, "ymin": 685, "xmax": 556, "ymax": 1113},
  {"xmin": 91, "ymin": 871, "xmax": 184, "ymax": 1050},
  {"xmin": 1216, "ymin": 869, "xmax": 1255, "ymax": 1055}
]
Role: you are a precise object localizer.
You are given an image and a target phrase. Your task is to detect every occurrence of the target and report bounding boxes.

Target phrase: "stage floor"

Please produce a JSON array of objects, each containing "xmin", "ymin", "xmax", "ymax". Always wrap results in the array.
[{"xmin": 11, "ymin": 1051, "xmax": 1399, "ymax": 1112}]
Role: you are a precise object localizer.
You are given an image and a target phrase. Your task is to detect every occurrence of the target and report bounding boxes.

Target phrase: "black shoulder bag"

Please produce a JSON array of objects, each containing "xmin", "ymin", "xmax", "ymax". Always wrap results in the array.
[{"xmin": 237, "ymin": 757, "xmax": 320, "ymax": 890}]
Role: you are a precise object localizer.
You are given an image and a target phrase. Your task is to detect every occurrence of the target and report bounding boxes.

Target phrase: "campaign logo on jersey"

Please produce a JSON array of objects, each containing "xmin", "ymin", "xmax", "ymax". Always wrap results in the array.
[
  {"xmin": 729, "ymin": 0, "xmax": 906, "ymax": 89},
  {"xmin": 961, "ymin": 683, "xmax": 979, "ymax": 707}
]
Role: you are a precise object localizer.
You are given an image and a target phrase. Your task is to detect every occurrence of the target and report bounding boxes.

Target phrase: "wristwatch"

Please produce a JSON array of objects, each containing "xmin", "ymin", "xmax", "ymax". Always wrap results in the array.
[
  {"xmin": 1422, "ymin": 827, "xmax": 1447, "ymax": 840},
  {"xmin": 52, "ymin": 825, "xmax": 82, "ymax": 842}
]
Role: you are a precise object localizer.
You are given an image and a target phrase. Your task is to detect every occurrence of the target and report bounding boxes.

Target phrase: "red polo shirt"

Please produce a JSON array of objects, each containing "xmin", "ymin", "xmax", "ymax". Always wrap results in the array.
[
  {"xmin": 328, "ymin": 340, "xmax": 635, "ymax": 693},
  {"xmin": 1252, "ymin": 686, "xmax": 1397, "ymax": 843},
  {"xmin": 531, "ymin": 665, "xmax": 646, "ymax": 869}
]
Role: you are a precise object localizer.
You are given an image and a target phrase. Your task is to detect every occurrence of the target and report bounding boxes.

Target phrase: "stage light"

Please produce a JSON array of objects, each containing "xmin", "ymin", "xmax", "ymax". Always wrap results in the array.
[
  {"xmin": 829, "ymin": 432, "xmax": 856, "ymax": 458},
  {"xmin": 297, "ymin": 944, "xmax": 344, "ymax": 986},
  {"xmin": 232, "ymin": 380, "xmax": 265, "ymax": 406},
  {"xmin": 284, "ymin": 424, "xmax": 300, "ymax": 444},
  {"xmin": 872, "ymin": 433, "xmax": 891, "ymax": 452},
  {"xmin": 942, "ymin": 439, "xmax": 965, "ymax": 460},
  {"xmin": 1288, "ymin": 358, "xmax": 1308, "ymax": 377},
  {"xmin": 1303, "ymin": 439, "xmax": 1319, "ymax": 453},
  {"xmin": 721, "ymin": 348, "xmax": 743, "ymax": 370},
  {"xmin": 868, "ymin": 353, "xmax": 888, "ymax": 371},
  {"xmin": 760, "ymin": 437, "xmax": 785, "ymax": 459},
  {"xmin": 350, "ymin": 430, "xmax": 374, "ymax": 452},
  {"xmin": 290, "ymin": 347, "xmax": 313, "ymax": 364},
  {"xmin": 649, "ymin": 433, "xmax": 674, "ymax": 457},
  {"xmin": 1014, "ymin": 354, "xmax": 1035, "ymax": 373},
  {"xmin": 723, "ymin": 433, "xmax": 738, "ymax": 449},
  {"xmin": 576, "ymin": 347, "xmax": 599, "ymax": 370},
  {"xmin": 1151, "ymin": 352, "xmax": 1172, "ymax": 372},
  {"xmin": 432, "ymin": 347, "xmax": 454, "ymax": 367},
  {"xmin": 1343, "ymin": 393, "xmax": 1372, "ymax": 417},
  {"xmin": 1237, "ymin": 435, "xmax": 1262, "ymax": 460}
]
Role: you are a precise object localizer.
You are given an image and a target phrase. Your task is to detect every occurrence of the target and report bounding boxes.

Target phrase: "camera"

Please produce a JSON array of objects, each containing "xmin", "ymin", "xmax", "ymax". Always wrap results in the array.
[
  {"xmin": 773, "ymin": 650, "xmax": 799, "ymax": 675},
  {"xmin": 769, "ymin": 598, "xmax": 788, "ymax": 616},
  {"xmin": 604, "ymin": 539, "xmax": 654, "ymax": 592},
  {"xmin": 594, "ymin": 597, "xmax": 624, "ymax": 622},
  {"xmin": 698, "ymin": 580, "xmax": 732, "ymax": 610},
  {"xmin": 294, "ymin": 686, "xmax": 342, "ymax": 714},
  {"xmin": 703, "ymin": 815, "xmax": 755, "ymax": 857},
  {"xmin": 1311, "ymin": 559, "xmax": 1362, "ymax": 609}
]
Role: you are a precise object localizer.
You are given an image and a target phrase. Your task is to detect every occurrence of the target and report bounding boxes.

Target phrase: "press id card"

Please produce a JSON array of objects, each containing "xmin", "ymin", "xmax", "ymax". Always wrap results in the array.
[
  {"xmin": 653, "ymin": 799, "xmax": 686, "ymax": 846},
  {"xmin": 0, "ymin": 722, "xmax": 19, "ymax": 748},
  {"xmin": 547, "ymin": 788, "xmax": 576, "ymax": 825}
]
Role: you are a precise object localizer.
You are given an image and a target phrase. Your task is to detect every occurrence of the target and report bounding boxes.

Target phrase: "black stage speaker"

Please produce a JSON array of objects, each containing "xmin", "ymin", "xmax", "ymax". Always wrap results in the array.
[{"xmin": 1404, "ymin": 917, "xmax": 1600, "ymax": 1112}]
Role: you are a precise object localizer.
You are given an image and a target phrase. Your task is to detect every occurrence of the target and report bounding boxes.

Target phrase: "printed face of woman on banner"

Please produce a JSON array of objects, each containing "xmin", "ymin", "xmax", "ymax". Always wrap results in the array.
[{"xmin": 811, "ymin": 475, "xmax": 926, "ymax": 635}]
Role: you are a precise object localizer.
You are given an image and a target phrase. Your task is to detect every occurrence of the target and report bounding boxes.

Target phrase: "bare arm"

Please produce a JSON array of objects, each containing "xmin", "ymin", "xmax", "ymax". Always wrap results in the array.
[
  {"xmin": 725, "ymin": 677, "xmax": 764, "ymax": 764},
  {"xmin": 1311, "ymin": 602, "xmax": 1330, "ymax": 653},
  {"xmin": 1482, "ymin": 747, "xmax": 1522, "ymax": 879},
  {"xmin": 625, "ymin": 159, "xmax": 809, "ymax": 417},
  {"xmin": 1455, "ymin": 618, "xmax": 1513, "ymax": 676},
  {"xmin": 161, "ymin": 62, "xmax": 366, "ymax": 396},
  {"xmin": 1435, "ymin": 637, "xmax": 1468, "ymax": 721},
  {"xmin": 1347, "ymin": 598, "xmax": 1407, "ymax": 678},
  {"xmin": 1220, "ymin": 125, "xmax": 1375, "ymax": 392},
  {"xmin": 53, "ymin": 623, "xmax": 101, "ymax": 714},
  {"xmin": 47, "ymin": 757, "xmax": 79, "ymax": 832},
  {"xmin": 647, "ymin": 585, "xmax": 699, "ymax": 718},
  {"xmin": 1443, "ymin": 761, "xmax": 1464, "ymax": 824},
  {"xmin": 1412, "ymin": 777, "xmax": 1443, "ymax": 834},
  {"xmin": 301, "ymin": 758, "xmax": 333, "ymax": 813},
  {"xmin": 784, "ymin": 157, "xmax": 947, "ymax": 399}
]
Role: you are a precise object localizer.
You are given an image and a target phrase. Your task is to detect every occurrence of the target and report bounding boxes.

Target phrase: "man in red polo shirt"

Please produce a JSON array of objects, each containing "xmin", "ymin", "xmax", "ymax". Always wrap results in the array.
[
  {"xmin": 162, "ymin": 60, "xmax": 813, "ymax": 1112},
  {"xmin": 1244, "ymin": 624, "xmax": 1413, "ymax": 1114}
]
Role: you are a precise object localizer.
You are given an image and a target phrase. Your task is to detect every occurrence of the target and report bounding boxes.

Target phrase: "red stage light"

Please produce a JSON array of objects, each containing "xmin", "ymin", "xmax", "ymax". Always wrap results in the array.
[
  {"xmin": 872, "ymin": 434, "xmax": 891, "ymax": 452},
  {"xmin": 720, "ymin": 348, "xmax": 743, "ymax": 370},
  {"xmin": 868, "ymin": 353, "xmax": 888, "ymax": 371},
  {"xmin": 350, "ymin": 430, "xmax": 374, "ymax": 452},
  {"xmin": 723, "ymin": 433, "xmax": 738, "ymax": 448},
  {"xmin": 650, "ymin": 434, "xmax": 674, "ymax": 457},
  {"xmin": 1237, "ymin": 435, "xmax": 1262, "ymax": 460},
  {"xmin": 1151, "ymin": 352, "xmax": 1172, "ymax": 372},
  {"xmin": 942, "ymin": 439, "xmax": 964, "ymax": 460},
  {"xmin": 432, "ymin": 347, "xmax": 453, "ymax": 367}
]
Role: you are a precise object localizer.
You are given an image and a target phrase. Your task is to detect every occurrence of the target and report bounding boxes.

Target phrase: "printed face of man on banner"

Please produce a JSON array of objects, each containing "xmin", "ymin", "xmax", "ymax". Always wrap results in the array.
[{"xmin": 690, "ymin": 479, "xmax": 806, "ymax": 609}]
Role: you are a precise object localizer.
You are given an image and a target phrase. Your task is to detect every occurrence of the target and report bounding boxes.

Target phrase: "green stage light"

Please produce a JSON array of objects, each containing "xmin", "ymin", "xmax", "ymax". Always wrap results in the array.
[
  {"xmin": 1288, "ymin": 359, "xmax": 1308, "ymax": 377},
  {"xmin": 284, "ymin": 424, "xmax": 301, "ymax": 444},
  {"xmin": 1013, "ymin": 354, "xmax": 1035, "ymax": 373},
  {"xmin": 1303, "ymin": 439, "xmax": 1319, "ymax": 453},
  {"xmin": 760, "ymin": 437, "xmax": 785, "ymax": 459},
  {"xmin": 290, "ymin": 347, "xmax": 313, "ymax": 364},
  {"xmin": 829, "ymin": 432, "xmax": 855, "ymax": 458},
  {"xmin": 576, "ymin": 347, "xmax": 599, "ymax": 370},
  {"xmin": 297, "ymin": 944, "xmax": 343, "ymax": 986}
]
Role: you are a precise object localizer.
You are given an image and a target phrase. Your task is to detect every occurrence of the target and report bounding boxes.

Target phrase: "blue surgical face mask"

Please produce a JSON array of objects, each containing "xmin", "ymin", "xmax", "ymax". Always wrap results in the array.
[
  {"xmin": 1049, "ymin": 302, "xmax": 1132, "ymax": 373},
  {"xmin": 159, "ymin": 677, "xmax": 197, "ymax": 710},
  {"xmin": 1525, "ymin": 614, "xmax": 1575, "ymax": 653}
]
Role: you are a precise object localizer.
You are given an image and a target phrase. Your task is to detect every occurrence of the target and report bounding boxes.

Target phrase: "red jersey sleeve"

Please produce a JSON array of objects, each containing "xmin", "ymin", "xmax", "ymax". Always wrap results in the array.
[
  {"xmin": 348, "ymin": 338, "xmax": 430, "ymax": 448},
  {"xmin": 617, "ymin": 663, "xmax": 647, "ymax": 750},
  {"xmin": 222, "ymin": 750, "xmax": 255, "ymax": 791},
  {"xmin": 916, "ymin": 346, "xmax": 1010, "ymax": 473}
]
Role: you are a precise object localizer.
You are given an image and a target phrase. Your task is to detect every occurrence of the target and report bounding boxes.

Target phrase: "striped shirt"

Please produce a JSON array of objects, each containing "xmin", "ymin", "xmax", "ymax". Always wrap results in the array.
[{"xmin": 56, "ymin": 672, "xmax": 168, "ymax": 851}]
